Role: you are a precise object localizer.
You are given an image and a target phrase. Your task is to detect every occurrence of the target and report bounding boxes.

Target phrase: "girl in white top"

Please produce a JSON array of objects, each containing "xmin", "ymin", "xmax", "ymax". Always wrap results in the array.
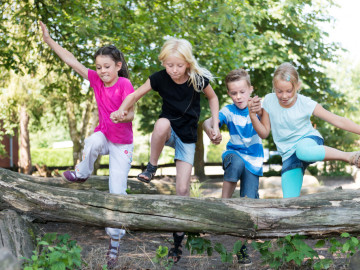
[{"xmin": 249, "ymin": 62, "xmax": 360, "ymax": 198}]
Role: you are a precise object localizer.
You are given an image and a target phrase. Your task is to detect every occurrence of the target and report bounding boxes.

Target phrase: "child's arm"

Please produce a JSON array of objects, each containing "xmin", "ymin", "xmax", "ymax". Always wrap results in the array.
[
  {"xmin": 250, "ymin": 95, "xmax": 262, "ymax": 117},
  {"xmin": 313, "ymin": 104, "xmax": 360, "ymax": 135},
  {"xmin": 203, "ymin": 84, "xmax": 221, "ymax": 142},
  {"xmin": 248, "ymin": 97, "xmax": 271, "ymax": 139},
  {"xmin": 110, "ymin": 79, "xmax": 152, "ymax": 122},
  {"xmin": 111, "ymin": 105, "xmax": 135, "ymax": 123},
  {"xmin": 203, "ymin": 117, "xmax": 222, "ymax": 145},
  {"xmin": 40, "ymin": 21, "xmax": 88, "ymax": 79}
]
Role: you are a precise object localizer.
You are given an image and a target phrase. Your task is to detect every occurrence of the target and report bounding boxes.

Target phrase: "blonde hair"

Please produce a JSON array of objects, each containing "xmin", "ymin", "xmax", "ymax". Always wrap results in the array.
[
  {"xmin": 158, "ymin": 38, "xmax": 214, "ymax": 92},
  {"xmin": 225, "ymin": 69, "xmax": 251, "ymax": 89},
  {"xmin": 273, "ymin": 62, "xmax": 301, "ymax": 92}
]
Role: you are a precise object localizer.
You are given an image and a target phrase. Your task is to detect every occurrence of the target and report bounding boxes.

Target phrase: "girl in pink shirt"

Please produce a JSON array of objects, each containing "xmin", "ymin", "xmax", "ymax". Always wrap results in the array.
[{"xmin": 40, "ymin": 21, "xmax": 133, "ymax": 268}]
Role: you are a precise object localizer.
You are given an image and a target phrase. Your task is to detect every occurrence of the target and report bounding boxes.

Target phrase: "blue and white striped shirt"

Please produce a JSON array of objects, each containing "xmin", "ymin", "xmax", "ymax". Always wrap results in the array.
[{"xmin": 219, "ymin": 104, "xmax": 264, "ymax": 176}]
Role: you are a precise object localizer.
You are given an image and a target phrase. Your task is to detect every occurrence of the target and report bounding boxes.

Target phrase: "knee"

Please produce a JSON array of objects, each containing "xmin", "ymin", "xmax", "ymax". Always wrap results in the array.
[
  {"xmin": 176, "ymin": 186, "xmax": 189, "ymax": 196},
  {"xmin": 153, "ymin": 118, "xmax": 171, "ymax": 136}
]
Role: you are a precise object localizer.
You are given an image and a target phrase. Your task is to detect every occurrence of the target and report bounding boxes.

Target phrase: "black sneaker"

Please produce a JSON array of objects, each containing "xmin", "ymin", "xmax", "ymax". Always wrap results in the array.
[{"xmin": 237, "ymin": 254, "xmax": 252, "ymax": 266}]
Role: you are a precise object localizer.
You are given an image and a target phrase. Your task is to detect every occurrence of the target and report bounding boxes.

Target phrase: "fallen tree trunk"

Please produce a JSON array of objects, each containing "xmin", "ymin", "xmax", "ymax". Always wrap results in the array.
[
  {"xmin": 1, "ymin": 168, "xmax": 360, "ymax": 238},
  {"xmin": 10, "ymin": 173, "xmax": 176, "ymax": 195}
]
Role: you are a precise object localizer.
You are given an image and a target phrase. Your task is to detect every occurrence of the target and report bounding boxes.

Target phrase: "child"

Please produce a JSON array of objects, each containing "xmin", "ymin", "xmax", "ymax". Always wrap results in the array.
[
  {"xmin": 40, "ymin": 21, "xmax": 134, "ymax": 268},
  {"xmin": 249, "ymin": 62, "xmax": 360, "ymax": 198},
  {"xmin": 203, "ymin": 69, "xmax": 263, "ymax": 266},
  {"xmin": 111, "ymin": 37, "xmax": 220, "ymax": 263}
]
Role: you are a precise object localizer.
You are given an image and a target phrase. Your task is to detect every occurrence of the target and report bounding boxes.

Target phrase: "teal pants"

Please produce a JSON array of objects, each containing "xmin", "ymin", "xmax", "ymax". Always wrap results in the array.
[{"xmin": 282, "ymin": 138, "xmax": 325, "ymax": 198}]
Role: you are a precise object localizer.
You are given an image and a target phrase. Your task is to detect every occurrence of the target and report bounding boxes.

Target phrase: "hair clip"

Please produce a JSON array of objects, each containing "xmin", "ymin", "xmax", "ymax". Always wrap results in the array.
[{"xmin": 286, "ymin": 75, "xmax": 291, "ymax": 81}]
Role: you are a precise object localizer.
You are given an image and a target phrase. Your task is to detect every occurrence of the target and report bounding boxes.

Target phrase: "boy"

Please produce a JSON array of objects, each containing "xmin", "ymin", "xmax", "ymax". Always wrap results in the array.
[{"xmin": 203, "ymin": 69, "xmax": 264, "ymax": 265}]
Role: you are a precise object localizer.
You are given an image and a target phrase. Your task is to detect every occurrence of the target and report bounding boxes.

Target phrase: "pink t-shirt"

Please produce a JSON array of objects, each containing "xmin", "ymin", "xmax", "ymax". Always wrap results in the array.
[{"xmin": 88, "ymin": 69, "xmax": 134, "ymax": 144}]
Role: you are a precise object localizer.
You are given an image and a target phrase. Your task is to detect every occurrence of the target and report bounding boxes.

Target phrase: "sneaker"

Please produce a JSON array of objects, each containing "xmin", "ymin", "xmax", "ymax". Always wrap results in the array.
[
  {"xmin": 61, "ymin": 171, "xmax": 88, "ymax": 183},
  {"xmin": 106, "ymin": 238, "xmax": 120, "ymax": 269},
  {"xmin": 237, "ymin": 255, "xmax": 252, "ymax": 266}
]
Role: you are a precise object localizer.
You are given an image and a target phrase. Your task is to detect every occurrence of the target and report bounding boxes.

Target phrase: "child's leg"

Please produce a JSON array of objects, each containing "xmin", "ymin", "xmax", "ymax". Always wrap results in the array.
[
  {"xmin": 105, "ymin": 142, "xmax": 133, "ymax": 266},
  {"xmin": 281, "ymin": 168, "xmax": 303, "ymax": 198},
  {"xmin": 295, "ymin": 138, "xmax": 325, "ymax": 162},
  {"xmin": 222, "ymin": 153, "xmax": 242, "ymax": 198},
  {"xmin": 138, "ymin": 118, "xmax": 171, "ymax": 182},
  {"xmin": 75, "ymin": 132, "xmax": 108, "ymax": 179},
  {"xmin": 240, "ymin": 167, "xmax": 259, "ymax": 199},
  {"xmin": 222, "ymin": 181, "xmax": 237, "ymax": 198},
  {"xmin": 175, "ymin": 160, "xmax": 192, "ymax": 196},
  {"xmin": 149, "ymin": 118, "xmax": 171, "ymax": 165}
]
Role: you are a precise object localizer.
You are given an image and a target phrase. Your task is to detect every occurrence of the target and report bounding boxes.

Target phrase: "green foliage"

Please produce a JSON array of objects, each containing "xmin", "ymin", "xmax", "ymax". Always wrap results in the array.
[
  {"xmin": 253, "ymin": 234, "xmax": 323, "ymax": 269},
  {"xmin": 186, "ymin": 233, "xmax": 213, "ymax": 256},
  {"xmin": 152, "ymin": 245, "xmax": 174, "ymax": 270},
  {"xmin": 22, "ymin": 233, "xmax": 85, "ymax": 270},
  {"xmin": 31, "ymin": 148, "xmax": 73, "ymax": 167},
  {"xmin": 189, "ymin": 179, "xmax": 205, "ymax": 198},
  {"xmin": 253, "ymin": 233, "xmax": 360, "ymax": 270}
]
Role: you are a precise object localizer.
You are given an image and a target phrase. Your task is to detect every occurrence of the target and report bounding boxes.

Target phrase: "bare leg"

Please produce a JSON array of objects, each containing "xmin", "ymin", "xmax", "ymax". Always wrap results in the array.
[
  {"xmin": 222, "ymin": 181, "xmax": 237, "ymax": 198},
  {"xmin": 175, "ymin": 160, "xmax": 192, "ymax": 196},
  {"xmin": 324, "ymin": 146, "xmax": 353, "ymax": 162},
  {"xmin": 139, "ymin": 118, "xmax": 171, "ymax": 180}
]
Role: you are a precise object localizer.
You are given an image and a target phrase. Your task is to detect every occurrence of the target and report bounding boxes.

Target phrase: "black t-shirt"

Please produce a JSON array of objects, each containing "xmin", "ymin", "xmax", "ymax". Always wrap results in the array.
[{"xmin": 149, "ymin": 69, "xmax": 209, "ymax": 143}]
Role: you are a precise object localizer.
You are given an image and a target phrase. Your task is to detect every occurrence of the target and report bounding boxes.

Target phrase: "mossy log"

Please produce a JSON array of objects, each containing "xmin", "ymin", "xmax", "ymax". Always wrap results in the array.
[{"xmin": 1, "ymin": 168, "xmax": 360, "ymax": 238}]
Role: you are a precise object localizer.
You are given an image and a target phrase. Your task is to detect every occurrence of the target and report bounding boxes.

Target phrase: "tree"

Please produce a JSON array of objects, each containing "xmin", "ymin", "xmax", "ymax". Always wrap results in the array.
[{"xmin": 1, "ymin": 0, "xmax": 348, "ymax": 177}]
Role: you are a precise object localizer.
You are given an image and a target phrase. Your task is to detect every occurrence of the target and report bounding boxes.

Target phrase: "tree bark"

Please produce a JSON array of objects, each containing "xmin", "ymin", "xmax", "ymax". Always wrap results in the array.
[
  {"xmin": 194, "ymin": 122, "xmax": 205, "ymax": 180},
  {"xmin": 0, "ymin": 209, "xmax": 36, "ymax": 259},
  {"xmin": 18, "ymin": 105, "xmax": 31, "ymax": 174},
  {"xmin": 1, "ymin": 168, "xmax": 360, "ymax": 238}
]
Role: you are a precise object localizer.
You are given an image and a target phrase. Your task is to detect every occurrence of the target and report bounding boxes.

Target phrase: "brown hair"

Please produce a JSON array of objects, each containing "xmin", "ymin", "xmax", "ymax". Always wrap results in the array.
[{"xmin": 225, "ymin": 69, "xmax": 251, "ymax": 90}]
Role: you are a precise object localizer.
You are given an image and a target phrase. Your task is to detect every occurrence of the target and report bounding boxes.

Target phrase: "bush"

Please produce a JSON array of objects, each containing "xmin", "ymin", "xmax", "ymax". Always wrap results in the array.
[{"xmin": 31, "ymin": 148, "xmax": 73, "ymax": 166}]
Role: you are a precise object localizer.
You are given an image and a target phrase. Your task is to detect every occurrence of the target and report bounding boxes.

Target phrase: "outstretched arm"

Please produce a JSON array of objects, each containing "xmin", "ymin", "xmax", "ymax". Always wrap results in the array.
[
  {"xmin": 313, "ymin": 104, "xmax": 360, "ymax": 135},
  {"xmin": 40, "ymin": 21, "xmax": 88, "ymax": 79},
  {"xmin": 203, "ymin": 84, "xmax": 221, "ymax": 142},
  {"xmin": 110, "ymin": 79, "xmax": 152, "ymax": 122},
  {"xmin": 248, "ymin": 97, "xmax": 271, "ymax": 139}
]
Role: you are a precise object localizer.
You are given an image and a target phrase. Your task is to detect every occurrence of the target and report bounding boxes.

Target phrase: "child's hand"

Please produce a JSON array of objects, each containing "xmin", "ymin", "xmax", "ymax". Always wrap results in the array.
[
  {"xmin": 210, "ymin": 126, "xmax": 222, "ymax": 145},
  {"xmin": 39, "ymin": 21, "xmax": 50, "ymax": 42},
  {"xmin": 110, "ymin": 110, "xmax": 128, "ymax": 123},
  {"xmin": 248, "ymin": 96, "xmax": 262, "ymax": 115}
]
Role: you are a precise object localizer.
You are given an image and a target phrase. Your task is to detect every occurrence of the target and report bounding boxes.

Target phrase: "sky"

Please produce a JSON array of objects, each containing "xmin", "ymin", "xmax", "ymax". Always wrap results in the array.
[{"xmin": 326, "ymin": 0, "xmax": 360, "ymax": 62}]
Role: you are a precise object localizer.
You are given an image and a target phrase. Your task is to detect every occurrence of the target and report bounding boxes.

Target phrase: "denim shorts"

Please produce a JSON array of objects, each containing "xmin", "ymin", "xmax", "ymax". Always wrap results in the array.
[
  {"xmin": 282, "ymin": 135, "xmax": 324, "ymax": 175},
  {"xmin": 222, "ymin": 153, "xmax": 259, "ymax": 199},
  {"xmin": 165, "ymin": 128, "xmax": 196, "ymax": 165}
]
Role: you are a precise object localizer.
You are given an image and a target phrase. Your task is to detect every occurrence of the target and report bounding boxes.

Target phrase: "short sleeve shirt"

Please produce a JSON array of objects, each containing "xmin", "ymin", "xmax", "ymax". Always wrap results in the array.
[
  {"xmin": 88, "ymin": 69, "xmax": 134, "ymax": 144},
  {"xmin": 149, "ymin": 69, "xmax": 209, "ymax": 143},
  {"xmin": 219, "ymin": 104, "xmax": 264, "ymax": 176},
  {"xmin": 262, "ymin": 93, "xmax": 322, "ymax": 161}
]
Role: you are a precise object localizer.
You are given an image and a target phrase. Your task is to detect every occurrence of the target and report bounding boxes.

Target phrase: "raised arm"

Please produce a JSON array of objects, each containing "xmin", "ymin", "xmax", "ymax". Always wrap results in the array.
[
  {"xmin": 248, "ymin": 97, "xmax": 271, "ymax": 139},
  {"xmin": 40, "ymin": 21, "xmax": 88, "ymax": 79},
  {"xmin": 203, "ymin": 84, "xmax": 221, "ymax": 140},
  {"xmin": 313, "ymin": 104, "xmax": 360, "ymax": 135}
]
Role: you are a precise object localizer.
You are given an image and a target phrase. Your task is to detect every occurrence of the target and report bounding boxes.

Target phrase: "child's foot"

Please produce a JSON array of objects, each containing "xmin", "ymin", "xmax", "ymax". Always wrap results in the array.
[
  {"xmin": 237, "ymin": 244, "xmax": 252, "ymax": 266},
  {"xmin": 106, "ymin": 238, "xmax": 120, "ymax": 268},
  {"xmin": 168, "ymin": 232, "xmax": 185, "ymax": 263},
  {"xmin": 61, "ymin": 171, "xmax": 88, "ymax": 183},
  {"xmin": 137, "ymin": 162, "xmax": 158, "ymax": 183},
  {"xmin": 350, "ymin": 151, "xmax": 360, "ymax": 168}
]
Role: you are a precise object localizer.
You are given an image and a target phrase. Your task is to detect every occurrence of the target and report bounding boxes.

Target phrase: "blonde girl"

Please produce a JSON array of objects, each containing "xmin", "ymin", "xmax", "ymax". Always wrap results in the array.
[
  {"xmin": 249, "ymin": 62, "xmax": 360, "ymax": 198},
  {"xmin": 111, "ymin": 37, "xmax": 220, "ymax": 262},
  {"xmin": 40, "ymin": 21, "xmax": 134, "ymax": 268}
]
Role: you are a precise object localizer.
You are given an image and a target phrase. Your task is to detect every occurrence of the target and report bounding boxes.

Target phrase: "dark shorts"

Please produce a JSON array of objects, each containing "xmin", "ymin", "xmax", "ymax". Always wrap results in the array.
[
  {"xmin": 222, "ymin": 153, "xmax": 259, "ymax": 199},
  {"xmin": 281, "ymin": 135, "xmax": 324, "ymax": 175}
]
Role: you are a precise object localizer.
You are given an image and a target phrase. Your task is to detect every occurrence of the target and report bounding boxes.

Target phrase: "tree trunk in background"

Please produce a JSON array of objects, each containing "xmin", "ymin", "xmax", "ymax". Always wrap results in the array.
[
  {"xmin": 194, "ymin": 122, "xmax": 205, "ymax": 180},
  {"xmin": 18, "ymin": 105, "xmax": 31, "ymax": 174},
  {"xmin": 66, "ymin": 101, "xmax": 82, "ymax": 165}
]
